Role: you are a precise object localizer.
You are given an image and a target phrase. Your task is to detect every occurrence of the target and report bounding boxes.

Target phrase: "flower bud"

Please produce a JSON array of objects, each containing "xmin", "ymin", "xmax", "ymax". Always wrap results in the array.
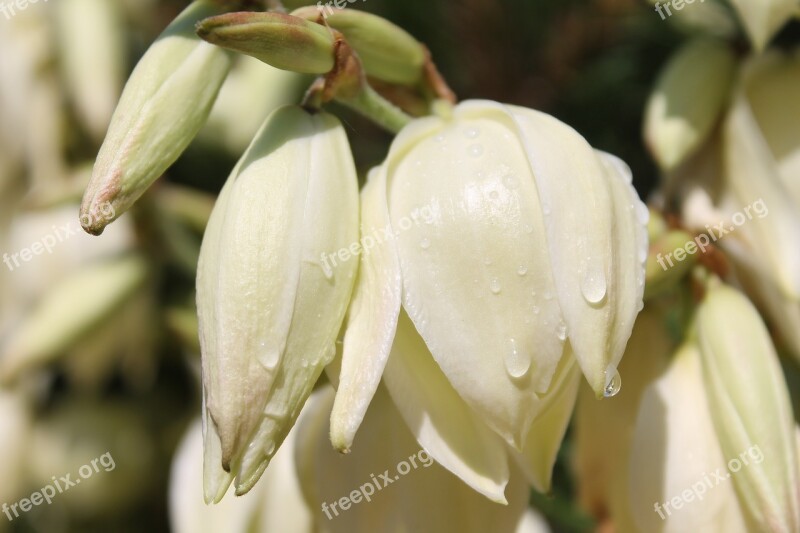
[
  {"xmin": 196, "ymin": 12, "xmax": 335, "ymax": 74},
  {"xmin": 644, "ymin": 38, "xmax": 736, "ymax": 171},
  {"xmin": 197, "ymin": 106, "xmax": 358, "ymax": 500},
  {"xmin": 629, "ymin": 342, "xmax": 750, "ymax": 532},
  {"xmin": 727, "ymin": 0, "xmax": 797, "ymax": 51},
  {"xmin": 81, "ymin": 0, "xmax": 235, "ymax": 235},
  {"xmin": 292, "ymin": 6, "xmax": 426, "ymax": 85},
  {"xmin": 697, "ymin": 283, "xmax": 800, "ymax": 531}
]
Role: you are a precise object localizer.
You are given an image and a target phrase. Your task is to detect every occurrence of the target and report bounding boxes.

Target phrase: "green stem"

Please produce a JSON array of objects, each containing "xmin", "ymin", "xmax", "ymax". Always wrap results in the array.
[{"xmin": 338, "ymin": 84, "xmax": 413, "ymax": 134}]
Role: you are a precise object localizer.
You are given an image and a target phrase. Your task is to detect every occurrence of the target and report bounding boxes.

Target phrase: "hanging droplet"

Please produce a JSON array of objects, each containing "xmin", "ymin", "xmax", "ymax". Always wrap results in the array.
[
  {"xmin": 604, "ymin": 370, "xmax": 622, "ymax": 398},
  {"xmin": 504, "ymin": 338, "xmax": 531, "ymax": 379},
  {"xmin": 490, "ymin": 278, "xmax": 502, "ymax": 294},
  {"xmin": 581, "ymin": 266, "xmax": 607, "ymax": 305}
]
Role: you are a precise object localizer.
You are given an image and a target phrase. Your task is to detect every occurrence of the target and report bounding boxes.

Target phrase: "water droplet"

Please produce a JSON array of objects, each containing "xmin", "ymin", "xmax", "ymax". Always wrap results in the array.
[
  {"xmin": 504, "ymin": 338, "xmax": 530, "ymax": 379},
  {"xmin": 581, "ymin": 266, "xmax": 607, "ymax": 305},
  {"xmin": 533, "ymin": 305, "xmax": 540, "ymax": 314},
  {"xmin": 604, "ymin": 370, "xmax": 622, "ymax": 398},
  {"xmin": 464, "ymin": 127, "xmax": 480, "ymax": 139},
  {"xmin": 420, "ymin": 237, "xmax": 431, "ymax": 250},
  {"xmin": 489, "ymin": 190, "xmax": 500, "ymax": 200},
  {"xmin": 503, "ymin": 174, "xmax": 520, "ymax": 189},
  {"xmin": 517, "ymin": 265, "xmax": 528, "ymax": 276},
  {"xmin": 257, "ymin": 343, "xmax": 280, "ymax": 369},
  {"xmin": 524, "ymin": 225, "xmax": 534, "ymax": 234},
  {"xmin": 490, "ymin": 278, "xmax": 502, "ymax": 294},
  {"xmin": 468, "ymin": 144, "xmax": 484, "ymax": 157},
  {"xmin": 556, "ymin": 321, "xmax": 567, "ymax": 341}
]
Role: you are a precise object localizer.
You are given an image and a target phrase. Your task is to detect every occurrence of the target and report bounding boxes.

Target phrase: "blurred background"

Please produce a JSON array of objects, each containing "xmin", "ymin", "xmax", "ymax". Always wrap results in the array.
[{"xmin": 1, "ymin": 0, "xmax": 797, "ymax": 531}]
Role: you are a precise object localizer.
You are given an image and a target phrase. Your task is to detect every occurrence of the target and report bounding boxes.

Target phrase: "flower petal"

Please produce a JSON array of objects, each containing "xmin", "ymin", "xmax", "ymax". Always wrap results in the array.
[
  {"xmin": 509, "ymin": 353, "xmax": 579, "ymax": 493},
  {"xmin": 329, "ymin": 164, "xmax": 403, "ymax": 453},
  {"xmin": 389, "ymin": 102, "xmax": 567, "ymax": 447},
  {"xmin": 384, "ymin": 310, "xmax": 510, "ymax": 503},
  {"xmin": 297, "ymin": 385, "xmax": 532, "ymax": 533},
  {"xmin": 505, "ymin": 103, "xmax": 644, "ymax": 397},
  {"xmin": 234, "ymin": 111, "xmax": 360, "ymax": 493}
]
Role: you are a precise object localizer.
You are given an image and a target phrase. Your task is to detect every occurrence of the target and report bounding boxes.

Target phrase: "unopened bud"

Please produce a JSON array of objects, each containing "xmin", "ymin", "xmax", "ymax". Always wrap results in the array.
[
  {"xmin": 697, "ymin": 283, "xmax": 800, "ymax": 531},
  {"xmin": 292, "ymin": 6, "xmax": 426, "ymax": 85},
  {"xmin": 196, "ymin": 12, "xmax": 335, "ymax": 74},
  {"xmin": 81, "ymin": 0, "xmax": 234, "ymax": 235}
]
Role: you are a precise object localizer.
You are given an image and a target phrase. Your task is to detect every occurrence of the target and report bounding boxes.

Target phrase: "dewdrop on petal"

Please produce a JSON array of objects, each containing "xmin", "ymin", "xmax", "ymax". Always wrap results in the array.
[
  {"xmin": 197, "ymin": 106, "xmax": 358, "ymax": 501},
  {"xmin": 81, "ymin": 0, "xmax": 236, "ymax": 235}
]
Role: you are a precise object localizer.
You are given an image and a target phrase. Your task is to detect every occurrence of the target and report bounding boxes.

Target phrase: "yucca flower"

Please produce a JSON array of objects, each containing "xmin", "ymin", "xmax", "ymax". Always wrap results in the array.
[
  {"xmin": 197, "ymin": 105, "xmax": 359, "ymax": 501},
  {"xmin": 330, "ymin": 99, "xmax": 648, "ymax": 500}
]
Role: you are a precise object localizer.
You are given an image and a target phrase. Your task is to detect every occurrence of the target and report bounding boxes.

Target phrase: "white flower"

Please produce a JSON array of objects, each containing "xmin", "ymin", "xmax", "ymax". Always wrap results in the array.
[
  {"xmin": 331, "ymin": 100, "xmax": 648, "ymax": 499},
  {"xmin": 197, "ymin": 106, "xmax": 359, "ymax": 501}
]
